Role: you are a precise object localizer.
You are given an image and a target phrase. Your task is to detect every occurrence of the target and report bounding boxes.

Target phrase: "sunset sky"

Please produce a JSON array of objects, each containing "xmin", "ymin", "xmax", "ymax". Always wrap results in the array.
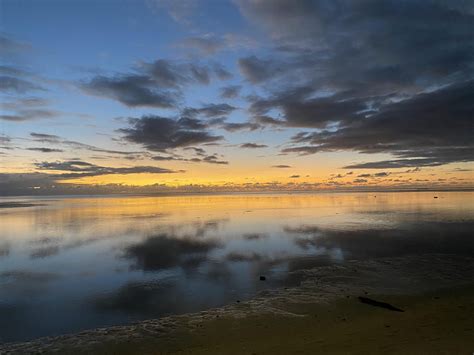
[{"xmin": 1, "ymin": 0, "xmax": 473, "ymax": 195}]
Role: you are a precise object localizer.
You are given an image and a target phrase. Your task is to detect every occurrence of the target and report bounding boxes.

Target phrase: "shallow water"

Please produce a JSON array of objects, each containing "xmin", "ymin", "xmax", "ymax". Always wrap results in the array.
[{"xmin": 0, "ymin": 191, "xmax": 473, "ymax": 342}]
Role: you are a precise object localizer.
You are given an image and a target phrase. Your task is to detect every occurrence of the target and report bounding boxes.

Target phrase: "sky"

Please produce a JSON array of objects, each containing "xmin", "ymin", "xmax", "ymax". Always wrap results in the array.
[{"xmin": 0, "ymin": 0, "xmax": 473, "ymax": 195}]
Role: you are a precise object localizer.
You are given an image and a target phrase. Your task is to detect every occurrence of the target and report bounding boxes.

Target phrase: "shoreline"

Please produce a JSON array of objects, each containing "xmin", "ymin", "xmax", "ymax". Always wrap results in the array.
[
  {"xmin": 2, "ymin": 254, "xmax": 474, "ymax": 354},
  {"xmin": 1, "ymin": 189, "xmax": 473, "ymax": 200}
]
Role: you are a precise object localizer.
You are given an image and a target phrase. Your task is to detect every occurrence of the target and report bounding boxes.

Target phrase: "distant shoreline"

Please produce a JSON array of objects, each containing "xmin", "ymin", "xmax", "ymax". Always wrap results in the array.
[{"xmin": 1, "ymin": 188, "xmax": 473, "ymax": 199}]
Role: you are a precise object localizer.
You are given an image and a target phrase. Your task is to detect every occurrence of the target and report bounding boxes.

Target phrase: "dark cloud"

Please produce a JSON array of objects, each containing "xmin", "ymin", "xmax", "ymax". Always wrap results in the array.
[
  {"xmin": 29, "ymin": 132, "xmax": 61, "ymax": 142},
  {"xmin": 26, "ymin": 148, "xmax": 64, "ymax": 153},
  {"xmin": 119, "ymin": 115, "xmax": 223, "ymax": 152},
  {"xmin": 236, "ymin": 0, "xmax": 474, "ymax": 168},
  {"xmin": 253, "ymin": 115, "xmax": 285, "ymax": 126},
  {"xmin": 250, "ymin": 92, "xmax": 368, "ymax": 129},
  {"xmin": 220, "ymin": 121, "xmax": 260, "ymax": 132},
  {"xmin": 183, "ymin": 103, "xmax": 237, "ymax": 118},
  {"xmin": 151, "ymin": 155, "xmax": 178, "ymax": 161},
  {"xmin": 220, "ymin": 85, "xmax": 242, "ymax": 99},
  {"xmin": 141, "ymin": 59, "xmax": 188, "ymax": 87},
  {"xmin": 81, "ymin": 59, "xmax": 226, "ymax": 108},
  {"xmin": 329, "ymin": 172, "xmax": 353, "ymax": 180},
  {"xmin": 34, "ymin": 160, "xmax": 178, "ymax": 179},
  {"xmin": 80, "ymin": 74, "xmax": 178, "ymax": 108},
  {"xmin": 189, "ymin": 64, "xmax": 210, "ymax": 84},
  {"xmin": 184, "ymin": 147, "xmax": 206, "ymax": 156},
  {"xmin": 283, "ymin": 81, "xmax": 474, "ymax": 167},
  {"xmin": 201, "ymin": 154, "xmax": 228, "ymax": 165},
  {"xmin": 289, "ymin": 175, "xmax": 300, "ymax": 178},
  {"xmin": 213, "ymin": 63, "xmax": 233, "ymax": 80},
  {"xmin": 238, "ymin": 55, "xmax": 282, "ymax": 83},
  {"xmin": 272, "ymin": 165, "xmax": 291, "ymax": 168},
  {"xmin": 238, "ymin": 0, "xmax": 473, "ymax": 91},
  {"xmin": 345, "ymin": 158, "xmax": 453, "ymax": 169},
  {"xmin": 152, "ymin": 151, "xmax": 229, "ymax": 165},
  {"xmin": 240, "ymin": 142, "xmax": 268, "ymax": 148},
  {"xmin": 0, "ymin": 109, "xmax": 59, "ymax": 122},
  {"xmin": 29, "ymin": 132, "xmax": 144, "ymax": 156}
]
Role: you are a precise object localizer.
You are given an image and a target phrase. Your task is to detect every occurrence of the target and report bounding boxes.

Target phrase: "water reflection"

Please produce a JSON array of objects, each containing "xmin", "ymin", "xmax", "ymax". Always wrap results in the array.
[
  {"xmin": 0, "ymin": 192, "xmax": 473, "ymax": 342},
  {"xmin": 124, "ymin": 234, "xmax": 221, "ymax": 272}
]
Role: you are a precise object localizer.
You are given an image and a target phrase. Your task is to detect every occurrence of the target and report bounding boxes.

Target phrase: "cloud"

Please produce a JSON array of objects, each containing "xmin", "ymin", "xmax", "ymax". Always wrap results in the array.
[
  {"xmin": 238, "ymin": 55, "xmax": 282, "ymax": 83},
  {"xmin": 152, "ymin": 152, "xmax": 228, "ymax": 165},
  {"xmin": 249, "ymin": 90, "xmax": 368, "ymax": 129},
  {"xmin": 213, "ymin": 63, "xmax": 233, "ymax": 80},
  {"xmin": 220, "ymin": 122, "xmax": 260, "ymax": 132},
  {"xmin": 240, "ymin": 142, "xmax": 268, "ymax": 148},
  {"xmin": 119, "ymin": 115, "xmax": 223, "ymax": 152},
  {"xmin": 220, "ymin": 85, "xmax": 242, "ymax": 99},
  {"xmin": 183, "ymin": 103, "xmax": 237, "ymax": 118},
  {"xmin": 272, "ymin": 165, "xmax": 291, "ymax": 168},
  {"xmin": 0, "ymin": 63, "xmax": 45, "ymax": 95},
  {"xmin": 235, "ymin": 0, "xmax": 474, "ymax": 168},
  {"xmin": 0, "ymin": 109, "xmax": 59, "ymax": 122},
  {"xmin": 238, "ymin": 0, "xmax": 473, "ymax": 91},
  {"xmin": 34, "ymin": 159, "xmax": 178, "ymax": 179},
  {"xmin": 29, "ymin": 132, "xmax": 61, "ymax": 142},
  {"xmin": 26, "ymin": 148, "xmax": 64, "ymax": 153},
  {"xmin": 28, "ymin": 132, "xmax": 144, "ymax": 156},
  {"xmin": 289, "ymin": 175, "xmax": 300, "ymax": 178},
  {"xmin": 80, "ymin": 74, "xmax": 178, "ymax": 108},
  {"xmin": 80, "ymin": 59, "xmax": 223, "ymax": 108},
  {"xmin": 345, "ymin": 159, "xmax": 450, "ymax": 169},
  {"xmin": 283, "ymin": 81, "xmax": 474, "ymax": 167},
  {"xmin": 200, "ymin": 154, "xmax": 228, "ymax": 165}
]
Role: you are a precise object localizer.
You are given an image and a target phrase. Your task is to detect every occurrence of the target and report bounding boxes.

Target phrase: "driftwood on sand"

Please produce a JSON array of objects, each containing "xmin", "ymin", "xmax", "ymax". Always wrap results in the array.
[{"xmin": 358, "ymin": 296, "xmax": 404, "ymax": 312}]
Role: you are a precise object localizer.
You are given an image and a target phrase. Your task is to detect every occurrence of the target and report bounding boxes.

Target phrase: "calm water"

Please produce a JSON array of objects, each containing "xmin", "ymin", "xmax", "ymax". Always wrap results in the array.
[{"xmin": 0, "ymin": 192, "xmax": 473, "ymax": 342}]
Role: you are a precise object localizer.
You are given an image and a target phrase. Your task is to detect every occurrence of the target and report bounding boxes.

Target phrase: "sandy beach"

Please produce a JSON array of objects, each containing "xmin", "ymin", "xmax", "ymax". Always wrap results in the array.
[{"xmin": 2, "ymin": 254, "xmax": 473, "ymax": 354}]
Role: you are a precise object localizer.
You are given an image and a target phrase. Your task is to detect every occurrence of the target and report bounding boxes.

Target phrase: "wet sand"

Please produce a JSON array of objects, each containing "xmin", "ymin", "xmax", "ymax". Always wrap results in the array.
[{"xmin": 2, "ymin": 254, "xmax": 474, "ymax": 354}]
